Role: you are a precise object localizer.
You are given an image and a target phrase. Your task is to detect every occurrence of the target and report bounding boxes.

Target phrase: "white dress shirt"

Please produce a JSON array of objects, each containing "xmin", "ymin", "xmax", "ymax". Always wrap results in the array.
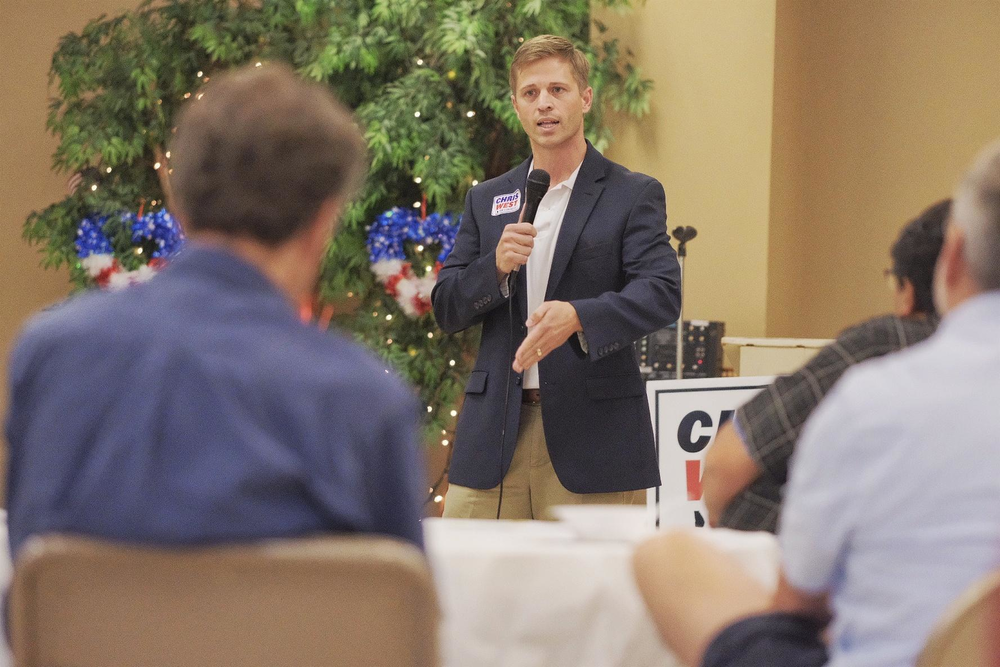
[{"xmin": 522, "ymin": 160, "xmax": 582, "ymax": 389}]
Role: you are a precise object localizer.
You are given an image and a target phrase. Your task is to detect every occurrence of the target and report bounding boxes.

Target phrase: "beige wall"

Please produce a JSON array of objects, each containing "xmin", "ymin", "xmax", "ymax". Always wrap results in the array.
[
  {"xmin": 767, "ymin": 0, "xmax": 1000, "ymax": 337},
  {"xmin": 1, "ymin": 1, "xmax": 134, "ymax": 496},
  {"xmin": 596, "ymin": 0, "xmax": 779, "ymax": 339},
  {"xmin": 600, "ymin": 0, "xmax": 1000, "ymax": 339}
]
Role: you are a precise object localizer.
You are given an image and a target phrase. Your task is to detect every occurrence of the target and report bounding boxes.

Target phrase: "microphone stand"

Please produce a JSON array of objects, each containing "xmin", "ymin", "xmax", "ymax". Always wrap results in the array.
[{"xmin": 671, "ymin": 226, "xmax": 698, "ymax": 380}]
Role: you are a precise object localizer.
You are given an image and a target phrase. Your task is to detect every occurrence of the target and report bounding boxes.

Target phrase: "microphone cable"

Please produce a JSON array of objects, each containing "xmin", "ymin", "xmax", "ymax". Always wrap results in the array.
[
  {"xmin": 494, "ymin": 168, "xmax": 549, "ymax": 520},
  {"xmin": 496, "ymin": 278, "xmax": 515, "ymax": 520}
]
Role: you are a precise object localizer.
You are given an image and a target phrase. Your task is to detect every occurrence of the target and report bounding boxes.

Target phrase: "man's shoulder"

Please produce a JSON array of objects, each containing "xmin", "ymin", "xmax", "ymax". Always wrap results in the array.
[
  {"xmin": 294, "ymin": 327, "xmax": 417, "ymax": 409},
  {"xmin": 14, "ymin": 287, "xmax": 138, "ymax": 358},
  {"xmin": 837, "ymin": 313, "xmax": 937, "ymax": 351}
]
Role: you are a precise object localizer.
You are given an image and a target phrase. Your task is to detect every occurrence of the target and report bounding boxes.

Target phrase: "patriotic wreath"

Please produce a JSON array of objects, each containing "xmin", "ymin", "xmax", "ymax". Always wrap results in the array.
[
  {"xmin": 75, "ymin": 209, "xmax": 185, "ymax": 289},
  {"xmin": 365, "ymin": 207, "xmax": 460, "ymax": 318}
]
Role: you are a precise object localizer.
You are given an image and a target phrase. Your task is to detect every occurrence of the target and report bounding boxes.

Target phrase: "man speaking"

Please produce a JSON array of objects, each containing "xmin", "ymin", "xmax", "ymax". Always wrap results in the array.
[{"xmin": 432, "ymin": 35, "xmax": 681, "ymax": 520}]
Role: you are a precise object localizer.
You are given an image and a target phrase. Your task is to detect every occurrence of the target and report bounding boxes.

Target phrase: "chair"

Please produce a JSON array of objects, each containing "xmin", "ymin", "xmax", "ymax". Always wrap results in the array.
[
  {"xmin": 917, "ymin": 569, "xmax": 1000, "ymax": 667},
  {"xmin": 9, "ymin": 534, "xmax": 439, "ymax": 667}
]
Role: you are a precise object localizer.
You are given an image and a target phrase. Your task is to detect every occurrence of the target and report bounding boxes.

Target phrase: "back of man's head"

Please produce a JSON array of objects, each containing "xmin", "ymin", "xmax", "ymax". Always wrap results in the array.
[
  {"xmin": 169, "ymin": 63, "xmax": 366, "ymax": 246},
  {"xmin": 953, "ymin": 141, "xmax": 1000, "ymax": 291},
  {"xmin": 890, "ymin": 200, "xmax": 949, "ymax": 315}
]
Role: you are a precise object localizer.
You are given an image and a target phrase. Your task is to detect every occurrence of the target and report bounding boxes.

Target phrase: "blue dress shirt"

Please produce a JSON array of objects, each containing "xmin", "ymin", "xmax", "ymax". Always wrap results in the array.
[
  {"xmin": 780, "ymin": 292, "xmax": 1000, "ymax": 666},
  {"xmin": 5, "ymin": 245, "xmax": 425, "ymax": 558}
]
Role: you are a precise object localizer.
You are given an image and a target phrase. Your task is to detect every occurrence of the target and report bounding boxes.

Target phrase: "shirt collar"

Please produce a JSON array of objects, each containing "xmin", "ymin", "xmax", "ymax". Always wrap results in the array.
[{"xmin": 527, "ymin": 158, "xmax": 584, "ymax": 192}]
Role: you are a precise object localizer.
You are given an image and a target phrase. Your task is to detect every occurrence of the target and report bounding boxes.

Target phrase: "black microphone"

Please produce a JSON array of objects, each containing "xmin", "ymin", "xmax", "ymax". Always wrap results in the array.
[
  {"xmin": 511, "ymin": 169, "xmax": 550, "ymax": 275},
  {"xmin": 522, "ymin": 168, "xmax": 551, "ymax": 225}
]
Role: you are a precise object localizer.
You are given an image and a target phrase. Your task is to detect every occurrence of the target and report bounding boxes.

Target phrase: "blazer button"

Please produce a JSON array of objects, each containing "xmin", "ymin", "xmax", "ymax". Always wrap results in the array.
[{"xmin": 514, "ymin": 375, "xmax": 522, "ymax": 385}]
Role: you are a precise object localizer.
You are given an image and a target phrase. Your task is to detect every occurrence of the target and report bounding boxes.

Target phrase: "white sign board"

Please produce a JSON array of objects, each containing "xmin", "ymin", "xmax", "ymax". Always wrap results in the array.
[{"xmin": 646, "ymin": 377, "xmax": 773, "ymax": 528}]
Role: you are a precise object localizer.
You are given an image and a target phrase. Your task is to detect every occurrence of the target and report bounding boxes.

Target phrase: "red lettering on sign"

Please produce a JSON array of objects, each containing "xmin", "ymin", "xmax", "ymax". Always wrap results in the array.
[{"xmin": 686, "ymin": 459, "xmax": 703, "ymax": 501}]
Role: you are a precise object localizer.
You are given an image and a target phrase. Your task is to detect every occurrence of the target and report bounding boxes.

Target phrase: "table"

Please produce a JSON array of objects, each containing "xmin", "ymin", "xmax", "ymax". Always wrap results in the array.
[
  {"xmin": 0, "ymin": 514, "xmax": 778, "ymax": 667},
  {"xmin": 425, "ymin": 518, "xmax": 779, "ymax": 667}
]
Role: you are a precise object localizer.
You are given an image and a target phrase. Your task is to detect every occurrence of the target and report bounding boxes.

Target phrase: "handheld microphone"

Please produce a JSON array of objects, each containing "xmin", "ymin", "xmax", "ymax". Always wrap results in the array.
[
  {"xmin": 511, "ymin": 169, "xmax": 550, "ymax": 276},
  {"xmin": 522, "ymin": 168, "xmax": 551, "ymax": 225}
]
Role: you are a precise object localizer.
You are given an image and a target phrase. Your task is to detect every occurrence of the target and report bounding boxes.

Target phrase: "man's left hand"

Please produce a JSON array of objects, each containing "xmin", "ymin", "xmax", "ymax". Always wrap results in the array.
[{"xmin": 513, "ymin": 301, "xmax": 582, "ymax": 373}]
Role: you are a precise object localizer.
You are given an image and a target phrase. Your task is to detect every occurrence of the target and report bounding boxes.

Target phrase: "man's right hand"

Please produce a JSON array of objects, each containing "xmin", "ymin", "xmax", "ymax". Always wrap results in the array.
[{"xmin": 496, "ymin": 217, "xmax": 537, "ymax": 279}]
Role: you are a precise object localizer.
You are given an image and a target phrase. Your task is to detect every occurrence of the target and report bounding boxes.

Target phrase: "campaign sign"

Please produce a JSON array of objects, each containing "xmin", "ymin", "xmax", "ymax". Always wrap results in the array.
[{"xmin": 645, "ymin": 377, "xmax": 773, "ymax": 528}]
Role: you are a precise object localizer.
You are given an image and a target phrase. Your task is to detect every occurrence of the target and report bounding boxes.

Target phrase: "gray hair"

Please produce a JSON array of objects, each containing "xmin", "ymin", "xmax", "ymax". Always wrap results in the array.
[{"xmin": 953, "ymin": 141, "xmax": 1000, "ymax": 290}]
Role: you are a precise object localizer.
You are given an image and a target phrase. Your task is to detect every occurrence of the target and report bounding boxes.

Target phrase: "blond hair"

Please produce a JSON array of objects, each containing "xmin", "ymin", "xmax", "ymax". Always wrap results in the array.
[{"xmin": 509, "ymin": 35, "xmax": 590, "ymax": 94}]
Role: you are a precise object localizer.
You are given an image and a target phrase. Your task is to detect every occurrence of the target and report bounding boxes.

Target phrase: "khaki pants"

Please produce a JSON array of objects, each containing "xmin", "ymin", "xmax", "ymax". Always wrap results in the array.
[{"xmin": 444, "ymin": 403, "xmax": 644, "ymax": 520}]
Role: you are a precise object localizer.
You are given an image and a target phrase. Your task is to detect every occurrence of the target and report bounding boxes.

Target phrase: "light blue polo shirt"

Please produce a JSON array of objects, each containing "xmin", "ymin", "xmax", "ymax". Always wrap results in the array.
[{"xmin": 780, "ymin": 291, "xmax": 1000, "ymax": 667}]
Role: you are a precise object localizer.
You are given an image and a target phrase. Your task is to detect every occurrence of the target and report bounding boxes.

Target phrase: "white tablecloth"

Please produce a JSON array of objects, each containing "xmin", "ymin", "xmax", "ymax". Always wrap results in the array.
[
  {"xmin": 425, "ymin": 518, "xmax": 779, "ymax": 667},
  {"xmin": 0, "ymin": 513, "xmax": 778, "ymax": 667}
]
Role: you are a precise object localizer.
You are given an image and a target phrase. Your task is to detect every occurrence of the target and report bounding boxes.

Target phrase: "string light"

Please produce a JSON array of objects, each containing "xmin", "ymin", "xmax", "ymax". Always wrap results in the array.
[
  {"xmin": 425, "ymin": 265, "xmax": 433, "ymax": 273},
  {"xmin": 412, "ymin": 201, "xmax": 420, "ymax": 208},
  {"xmin": 168, "ymin": 168, "xmax": 174, "ymax": 174},
  {"xmin": 154, "ymin": 162, "xmax": 162, "ymax": 169},
  {"xmin": 165, "ymin": 151, "xmax": 171, "ymax": 159},
  {"xmin": 427, "ymin": 406, "xmax": 433, "ymax": 413},
  {"xmin": 450, "ymin": 409, "xmax": 458, "ymax": 417},
  {"xmin": 466, "ymin": 110, "xmax": 476, "ymax": 118},
  {"xmin": 387, "ymin": 338, "xmax": 393, "ymax": 345},
  {"xmin": 183, "ymin": 92, "xmax": 191, "ymax": 99},
  {"xmin": 416, "ymin": 58, "xmax": 424, "ymax": 65},
  {"xmin": 196, "ymin": 70, "xmax": 203, "ymax": 78},
  {"xmin": 414, "ymin": 177, "xmax": 422, "ymax": 184},
  {"xmin": 441, "ymin": 430, "xmax": 447, "ymax": 435},
  {"xmin": 472, "ymin": 179, "xmax": 479, "ymax": 186},
  {"xmin": 372, "ymin": 311, "xmax": 378, "ymax": 317},
  {"xmin": 385, "ymin": 314, "xmax": 392, "ymax": 321},
  {"xmin": 150, "ymin": 200, "xmax": 157, "ymax": 206},
  {"xmin": 255, "ymin": 62, "xmax": 262, "ymax": 68},
  {"xmin": 347, "ymin": 291, "xmax": 354, "ymax": 298},
  {"xmin": 416, "ymin": 244, "xmax": 424, "ymax": 252},
  {"xmin": 441, "ymin": 439, "xmax": 449, "ymax": 446},
  {"xmin": 427, "ymin": 332, "xmax": 434, "ymax": 338},
  {"xmin": 414, "ymin": 111, "xmax": 421, "ymax": 118},
  {"xmin": 449, "ymin": 359, "xmax": 456, "ymax": 366},
  {"xmin": 196, "ymin": 92, "xmax": 204, "ymax": 100},
  {"xmin": 90, "ymin": 184, "xmax": 98, "ymax": 191},
  {"xmin": 434, "ymin": 495, "xmax": 443, "ymax": 503},
  {"xmin": 105, "ymin": 167, "xmax": 112, "ymax": 173}
]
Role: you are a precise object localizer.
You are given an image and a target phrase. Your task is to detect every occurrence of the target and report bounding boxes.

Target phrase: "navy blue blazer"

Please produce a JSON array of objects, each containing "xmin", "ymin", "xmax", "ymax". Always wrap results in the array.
[{"xmin": 432, "ymin": 144, "xmax": 681, "ymax": 493}]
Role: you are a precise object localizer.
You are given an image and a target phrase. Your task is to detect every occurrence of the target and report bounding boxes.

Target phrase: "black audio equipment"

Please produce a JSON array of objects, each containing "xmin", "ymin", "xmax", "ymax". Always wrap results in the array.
[{"xmin": 636, "ymin": 320, "xmax": 725, "ymax": 380}]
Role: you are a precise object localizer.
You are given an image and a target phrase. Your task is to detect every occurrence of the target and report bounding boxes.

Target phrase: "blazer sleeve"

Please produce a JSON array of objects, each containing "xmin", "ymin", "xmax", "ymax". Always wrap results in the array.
[
  {"xmin": 431, "ymin": 188, "xmax": 511, "ymax": 334},
  {"xmin": 569, "ymin": 179, "xmax": 681, "ymax": 360}
]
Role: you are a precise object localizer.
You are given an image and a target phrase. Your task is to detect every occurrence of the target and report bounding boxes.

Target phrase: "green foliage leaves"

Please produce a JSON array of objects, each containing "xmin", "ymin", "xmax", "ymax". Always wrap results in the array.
[{"xmin": 25, "ymin": 0, "xmax": 652, "ymax": 447}]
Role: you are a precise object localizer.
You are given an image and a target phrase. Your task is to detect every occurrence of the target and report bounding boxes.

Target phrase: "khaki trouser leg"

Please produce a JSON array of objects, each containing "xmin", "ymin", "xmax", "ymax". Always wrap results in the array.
[
  {"xmin": 523, "ymin": 404, "xmax": 643, "ymax": 520},
  {"xmin": 445, "ymin": 403, "xmax": 645, "ymax": 520},
  {"xmin": 442, "ymin": 404, "xmax": 532, "ymax": 519}
]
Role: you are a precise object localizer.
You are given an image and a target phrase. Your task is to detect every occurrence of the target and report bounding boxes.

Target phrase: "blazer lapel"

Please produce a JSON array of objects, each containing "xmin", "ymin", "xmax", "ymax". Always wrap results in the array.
[
  {"xmin": 545, "ymin": 144, "xmax": 608, "ymax": 299},
  {"xmin": 488, "ymin": 159, "xmax": 531, "ymax": 317}
]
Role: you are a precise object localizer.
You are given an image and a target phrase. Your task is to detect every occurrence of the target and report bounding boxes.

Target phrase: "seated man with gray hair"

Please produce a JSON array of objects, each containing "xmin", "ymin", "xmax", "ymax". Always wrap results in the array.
[
  {"xmin": 6, "ymin": 63, "xmax": 426, "ymax": 558},
  {"xmin": 633, "ymin": 141, "xmax": 1000, "ymax": 667}
]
